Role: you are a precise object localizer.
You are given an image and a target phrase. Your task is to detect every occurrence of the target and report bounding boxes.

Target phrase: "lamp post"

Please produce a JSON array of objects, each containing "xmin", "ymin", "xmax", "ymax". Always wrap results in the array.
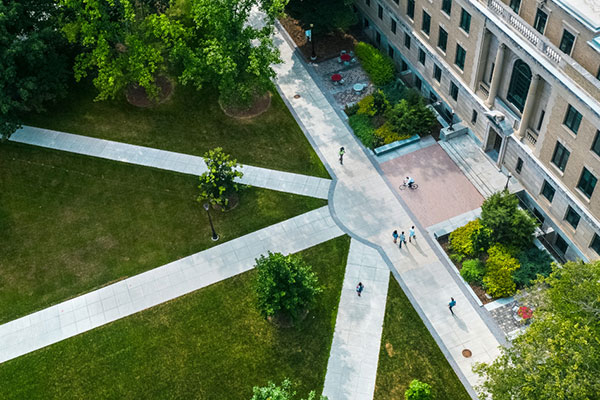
[
  {"xmin": 203, "ymin": 203, "xmax": 219, "ymax": 241},
  {"xmin": 504, "ymin": 173, "xmax": 512, "ymax": 191},
  {"xmin": 448, "ymin": 109, "xmax": 455, "ymax": 131},
  {"xmin": 310, "ymin": 23, "xmax": 317, "ymax": 61}
]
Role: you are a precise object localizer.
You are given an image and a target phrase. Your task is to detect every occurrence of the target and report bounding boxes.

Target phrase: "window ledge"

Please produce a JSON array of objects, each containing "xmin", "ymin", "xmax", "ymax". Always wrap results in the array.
[
  {"xmin": 561, "ymin": 124, "xmax": 578, "ymax": 139},
  {"xmin": 549, "ymin": 163, "xmax": 566, "ymax": 177},
  {"xmin": 575, "ymin": 188, "xmax": 593, "ymax": 203}
]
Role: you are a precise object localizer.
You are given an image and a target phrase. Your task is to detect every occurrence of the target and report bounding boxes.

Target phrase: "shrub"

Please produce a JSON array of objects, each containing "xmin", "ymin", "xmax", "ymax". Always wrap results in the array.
[
  {"xmin": 344, "ymin": 103, "xmax": 359, "ymax": 116},
  {"xmin": 380, "ymin": 80, "xmax": 406, "ymax": 104},
  {"xmin": 349, "ymin": 113, "xmax": 378, "ymax": 149},
  {"xmin": 483, "ymin": 244, "xmax": 520, "ymax": 298},
  {"xmin": 480, "ymin": 191, "xmax": 538, "ymax": 250},
  {"xmin": 357, "ymin": 94, "xmax": 376, "ymax": 116},
  {"xmin": 513, "ymin": 247, "xmax": 553, "ymax": 288},
  {"xmin": 372, "ymin": 89, "xmax": 390, "ymax": 115},
  {"xmin": 374, "ymin": 122, "xmax": 411, "ymax": 145},
  {"xmin": 197, "ymin": 147, "xmax": 243, "ymax": 209},
  {"xmin": 449, "ymin": 219, "xmax": 481, "ymax": 258},
  {"xmin": 405, "ymin": 379, "xmax": 433, "ymax": 400},
  {"xmin": 255, "ymin": 252, "xmax": 322, "ymax": 322},
  {"xmin": 386, "ymin": 99, "xmax": 437, "ymax": 137},
  {"xmin": 460, "ymin": 259, "xmax": 486, "ymax": 285},
  {"xmin": 251, "ymin": 378, "xmax": 327, "ymax": 400},
  {"xmin": 354, "ymin": 42, "xmax": 395, "ymax": 86}
]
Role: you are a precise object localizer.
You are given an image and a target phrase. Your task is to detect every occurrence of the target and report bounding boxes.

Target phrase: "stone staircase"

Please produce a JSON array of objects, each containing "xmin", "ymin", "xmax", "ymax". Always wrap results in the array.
[{"xmin": 438, "ymin": 136, "xmax": 499, "ymax": 198}]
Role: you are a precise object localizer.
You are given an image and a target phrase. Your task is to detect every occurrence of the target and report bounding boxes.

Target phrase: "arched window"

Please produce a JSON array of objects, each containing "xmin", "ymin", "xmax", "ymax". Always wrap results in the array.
[{"xmin": 507, "ymin": 60, "xmax": 532, "ymax": 112}]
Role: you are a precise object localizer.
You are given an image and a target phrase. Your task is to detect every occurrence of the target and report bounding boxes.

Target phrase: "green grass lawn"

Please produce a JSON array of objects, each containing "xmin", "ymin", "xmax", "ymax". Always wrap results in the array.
[
  {"xmin": 0, "ymin": 142, "xmax": 327, "ymax": 324},
  {"xmin": 22, "ymin": 81, "xmax": 329, "ymax": 178},
  {"xmin": 0, "ymin": 236, "xmax": 350, "ymax": 400},
  {"xmin": 375, "ymin": 277, "xmax": 470, "ymax": 400}
]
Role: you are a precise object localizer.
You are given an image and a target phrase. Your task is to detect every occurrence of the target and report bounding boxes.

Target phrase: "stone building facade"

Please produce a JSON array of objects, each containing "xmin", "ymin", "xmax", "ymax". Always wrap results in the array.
[{"xmin": 355, "ymin": 0, "xmax": 600, "ymax": 261}]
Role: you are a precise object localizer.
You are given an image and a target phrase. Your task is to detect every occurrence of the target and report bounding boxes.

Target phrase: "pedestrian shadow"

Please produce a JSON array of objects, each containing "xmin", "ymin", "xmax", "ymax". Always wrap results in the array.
[{"xmin": 453, "ymin": 313, "xmax": 468, "ymax": 332}]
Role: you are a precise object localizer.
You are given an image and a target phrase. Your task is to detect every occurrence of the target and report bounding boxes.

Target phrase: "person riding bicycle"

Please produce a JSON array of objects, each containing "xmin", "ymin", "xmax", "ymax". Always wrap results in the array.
[{"xmin": 404, "ymin": 176, "xmax": 415, "ymax": 188}]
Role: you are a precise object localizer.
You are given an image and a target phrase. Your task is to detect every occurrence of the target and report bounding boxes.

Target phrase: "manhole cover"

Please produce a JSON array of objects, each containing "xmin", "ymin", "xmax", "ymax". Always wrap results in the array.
[
  {"xmin": 462, "ymin": 349, "xmax": 472, "ymax": 358},
  {"xmin": 293, "ymin": 94, "xmax": 301, "ymax": 99}
]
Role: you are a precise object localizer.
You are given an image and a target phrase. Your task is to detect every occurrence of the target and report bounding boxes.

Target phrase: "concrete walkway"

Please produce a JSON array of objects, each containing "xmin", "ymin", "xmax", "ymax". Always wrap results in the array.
[
  {"xmin": 323, "ymin": 239, "xmax": 390, "ymax": 400},
  {"xmin": 0, "ymin": 206, "xmax": 343, "ymax": 363},
  {"xmin": 10, "ymin": 126, "xmax": 331, "ymax": 200},
  {"xmin": 274, "ymin": 27, "xmax": 500, "ymax": 396}
]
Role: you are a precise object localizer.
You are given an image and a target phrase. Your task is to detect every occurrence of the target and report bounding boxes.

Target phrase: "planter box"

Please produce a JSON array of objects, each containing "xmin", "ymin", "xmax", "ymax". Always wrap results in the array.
[{"xmin": 373, "ymin": 134, "xmax": 420, "ymax": 155}]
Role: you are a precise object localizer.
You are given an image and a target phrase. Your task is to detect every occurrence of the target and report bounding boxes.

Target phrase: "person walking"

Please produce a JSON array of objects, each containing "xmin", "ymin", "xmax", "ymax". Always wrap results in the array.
[
  {"xmin": 392, "ymin": 230, "xmax": 399, "ymax": 244},
  {"xmin": 398, "ymin": 231, "xmax": 406, "ymax": 249},
  {"xmin": 339, "ymin": 147, "xmax": 345, "ymax": 165},
  {"xmin": 409, "ymin": 226, "xmax": 416, "ymax": 243},
  {"xmin": 449, "ymin": 297, "xmax": 456, "ymax": 315},
  {"xmin": 356, "ymin": 282, "xmax": 364, "ymax": 297}
]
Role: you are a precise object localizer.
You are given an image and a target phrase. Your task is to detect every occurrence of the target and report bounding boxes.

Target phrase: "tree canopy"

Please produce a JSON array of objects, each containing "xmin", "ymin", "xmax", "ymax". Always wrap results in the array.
[
  {"xmin": 286, "ymin": 0, "xmax": 357, "ymax": 34},
  {"xmin": 475, "ymin": 260, "xmax": 600, "ymax": 399},
  {"xmin": 0, "ymin": 0, "xmax": 70, "ymax": 140}
]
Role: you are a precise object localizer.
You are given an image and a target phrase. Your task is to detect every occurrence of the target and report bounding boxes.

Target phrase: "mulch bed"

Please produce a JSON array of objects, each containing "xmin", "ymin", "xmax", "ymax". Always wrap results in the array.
[
  {"xmin": 219, "ymin": 92, "xmax": 272, "ymax": 119},
  {"xmin": 437, "ymin": 235, "xmax": 492, "ymax": 305},
  {"xmin": 279, "ymin": 17, "xmax": 369, "ymax": 61},
  {"xmin": 125, "ymin": 75, "xmax": 174, "ymax": 108}
]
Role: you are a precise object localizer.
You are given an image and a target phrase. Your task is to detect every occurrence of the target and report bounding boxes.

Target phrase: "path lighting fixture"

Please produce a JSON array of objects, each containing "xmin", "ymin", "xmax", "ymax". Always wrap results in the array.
[
  {"xmin": 203, "ymin": 202, "xmax": 220, "ymax": 241},
  {"xmin": 310, "ymin": 23, "xmax": 317, "ymax": 61},
  {"xmin": 504, "ymin": 173, "xmax": 512, "ymax": 190}
]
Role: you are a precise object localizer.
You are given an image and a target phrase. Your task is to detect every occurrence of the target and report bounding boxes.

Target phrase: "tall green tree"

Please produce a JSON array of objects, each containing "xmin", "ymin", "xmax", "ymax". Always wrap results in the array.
[
  {"xmin": 176, "ymin": 0, "xmax": 287, "ymax": 107},
  {"xmin": 478, "ymin": 190, "xmax": 538, "ymax": 250},
  {"xmin": 0, "ymin": 0, "xmax": 70, "ymax": 140},
  {"xmin": 475, "ymin": 261, "xmax": 600, "ymax": 399},
  {"xmin": 59, "ymin": 0, "xmax": 186, "ymax": 100},
  {"xmin": 197, "ymin": 147, "xmax": 243, "ymax": 209},
  {"xmin": 286, "ymin": 0, "xmax": 357, "ymax": 34},
  {"xmin": 254, "ymin": 252, "xmax": 322, "ymax": 323}
]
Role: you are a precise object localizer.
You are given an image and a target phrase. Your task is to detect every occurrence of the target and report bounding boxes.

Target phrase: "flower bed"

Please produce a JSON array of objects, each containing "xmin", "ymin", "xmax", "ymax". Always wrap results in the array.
[{"xmin": 438, "ymin": 192, "xmax": 554, "ymax": 302}]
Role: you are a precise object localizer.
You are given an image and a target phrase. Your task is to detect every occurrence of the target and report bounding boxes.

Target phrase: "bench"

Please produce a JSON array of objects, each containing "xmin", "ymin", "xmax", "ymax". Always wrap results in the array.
[{"xmin": 373, "ymin": 134, "xmax": 420, "ymax": 155}]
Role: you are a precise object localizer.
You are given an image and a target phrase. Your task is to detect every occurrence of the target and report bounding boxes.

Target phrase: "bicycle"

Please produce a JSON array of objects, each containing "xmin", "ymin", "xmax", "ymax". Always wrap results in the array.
[{"xmin": 399, "ymin": 182, "xmax": 419, "ymax": 190}]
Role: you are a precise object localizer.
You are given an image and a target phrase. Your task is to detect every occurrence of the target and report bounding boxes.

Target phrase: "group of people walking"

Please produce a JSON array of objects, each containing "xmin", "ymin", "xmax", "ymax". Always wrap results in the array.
[{"xmin": 392, "ymin": 227, "xmax": 416, "ymax": 249}]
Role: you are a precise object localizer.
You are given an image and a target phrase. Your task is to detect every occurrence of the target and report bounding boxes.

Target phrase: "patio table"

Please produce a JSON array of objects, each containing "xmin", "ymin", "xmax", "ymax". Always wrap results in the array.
[
  {"xmin": 340, "ymin": 53, "xmax": 351, "ymax": 62},
  {"xmin": 331, "ymin": 73, "xmax": 342, "ymax": 82}
]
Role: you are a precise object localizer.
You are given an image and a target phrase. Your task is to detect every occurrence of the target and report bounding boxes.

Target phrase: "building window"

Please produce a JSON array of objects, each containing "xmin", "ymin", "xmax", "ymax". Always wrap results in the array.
[
  {"xmin": 454, "ymin": 44, "xmax": 466, "ymax": 70},
  {"xmin": 533, "ymin": 208, "xmax": 545, "ymax": 224},
  {"xmin": 533, "ymin": 9, "xmax": 548, "ymax": 34},
  {"xmin": 364, "ymin": 18, "xmax": 369, "ymax": 28},
  {"xmin": 422, "ymin": 11, "xmax": 431, "ymax": 35},
  {"xmin": 507, "ymin": 60, "xmax": 532, "ymax": 112},
  {"xmin": 376, "ymin": 31, "xmax": 381, "ymax": 46},
  {"xmin": 565, "ymin": 206, "xmax": 581, "ymax": 229},
  {"xmin": 415, "ymin": 76, "xmax": 422, "ymax": 91},
  {"xmin": 450, "ymin": 81, "xmax": 459, "ymax": 101},
  {"xmin": 378, "ymin": 4, "xmax": 383, "ymax": 19},
  {"xmin": 509, "ymin": 0, "xmax": 521, "ymax": 14},
  {"xmin": 401, "ymin": 60, "xmax": 408, "ymax": 71},
  {"xmin": 388, "ymin": 45, "xmax": 394, "ymax": 58},
  {"xmin": 516, "ymin": 157, "xmax": 523, "ymax": 174},
  {"xmin": 438, "ymin": 27, "xmax": 448, "ymax": 52},
  {"xmin": 555, "ymin": 234, "xmax": 568, "ymax": 254},
  {"xmin": 404, "ymin": 33, "xmax": 411, "ymax": 49},
  {"xmin": 541, "ymin": 180, "xmax": 556, "ymax": 202},
  {"xmin": 591, "ymin": 234, "xmax": 600, "ymax": 255},
  {"xmin": 391, "ymin": 19, "xmax": 397, "ymax": 34},
  {"xmin": 537, "ymin": 110, "xmax": 545, "ymax": 131},
  {"xmin": 578, "ymin": 168, "xmax": 597, "ymax": 199},
  {"xmin": 592, "ymin": 131, "xmax": 600, "ymax": 157},
  {"xmin": 597, "ymin": 66, "xmax": 600, "ymax": 80},
  {"xmin": 559, "ymin": 29, "xmax": 575, "ymax": 55},
  {"xmin": 460, "ymin": 9, "xmax": 471, "ymax": 33},
  {"xmin": 419, "ymin": 48, "xmax": 426, "ymax": 65},
  {"xmin": 489, "ymin": 62, "xmax": 495, "ymax": 83},
  {"xmin": 471, "ymin": 110, "xmax": 478, "ymax": 125},
  {"xmin": 434, "ymin": 64, "xmax": 442, "ymax": 82},
  {"xmin": 563, "ymin": 104, "xmax": 582, "ymax": 134},
  {"xmin": 407, "ymin": 0, "xmax": 415, "ymax": 19},
  {"xmin": 393, "ymin": 0, "xmax": 399, "ymax": 4},
  {"xmin": 366, "ymin": 0, "xmax": 370, "ymax": 6},
  {"xmin": 429, "ymin": 91, "xmax": 438, "ymax": 103},
  {"xmin": 551, "ymin": 141, "xmax": 570, "ymax": 172},
  {"xmin": 442, "ymin": 0, "xmax": 452, "ymax": 15}
]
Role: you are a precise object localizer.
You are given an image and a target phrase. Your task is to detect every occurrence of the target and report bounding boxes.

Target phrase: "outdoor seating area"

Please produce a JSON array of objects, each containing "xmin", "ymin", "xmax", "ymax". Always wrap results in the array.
[{"xmin": 315, "ymin": 53, "xmax": 372, "ymax": 109}]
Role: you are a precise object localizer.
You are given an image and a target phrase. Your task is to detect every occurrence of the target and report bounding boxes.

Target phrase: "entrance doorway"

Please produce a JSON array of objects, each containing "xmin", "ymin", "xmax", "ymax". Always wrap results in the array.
[{"xmin": 485, "ymin": 128, "xmax": 503, "ymax": 161}]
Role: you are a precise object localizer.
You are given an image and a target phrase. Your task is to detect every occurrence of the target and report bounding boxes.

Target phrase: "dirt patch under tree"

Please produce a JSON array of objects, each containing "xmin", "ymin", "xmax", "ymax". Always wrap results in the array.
[
  {"xmin": 125, "ymin": 75, "xmax": 174, "ymax": 108},
  {"xmin": 219, "ymin": 91, "xmax": 272, "ymax": 119}
]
